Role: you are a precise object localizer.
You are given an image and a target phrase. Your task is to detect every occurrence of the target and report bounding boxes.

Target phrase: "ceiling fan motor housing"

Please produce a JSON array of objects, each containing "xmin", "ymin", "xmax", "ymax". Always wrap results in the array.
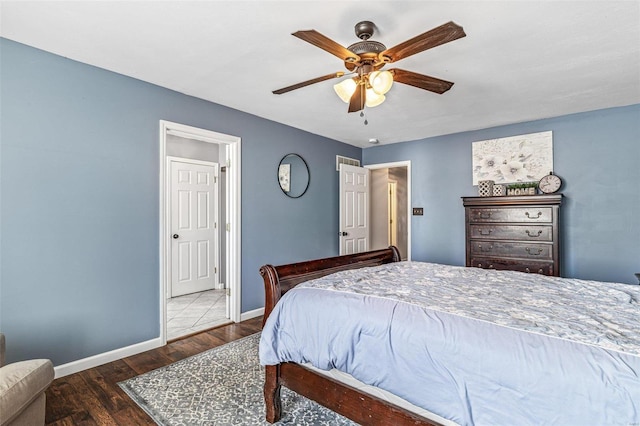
[
  {"xmin": 345, "ymin": 38, "xmax": 387, "ymax": 72},
  {"xmin": 347, "ymin": 40, "xmax": 386, "ymax": 56},
  {"xmin": 344, "ymin": 21, "xmax": 387, "ymax": 71}
]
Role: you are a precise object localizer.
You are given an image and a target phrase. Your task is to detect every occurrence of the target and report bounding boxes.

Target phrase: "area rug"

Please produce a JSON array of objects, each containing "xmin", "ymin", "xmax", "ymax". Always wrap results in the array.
[{"xmin": 118, "ymin": 333, "xmax": 357, "ymax": 425}]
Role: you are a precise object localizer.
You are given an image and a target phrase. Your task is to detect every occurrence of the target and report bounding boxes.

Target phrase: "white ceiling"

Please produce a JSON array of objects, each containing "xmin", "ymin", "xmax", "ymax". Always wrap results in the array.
[{"xmin": 1, "ymin": 1, "xmax": 639, "ymax": 147}]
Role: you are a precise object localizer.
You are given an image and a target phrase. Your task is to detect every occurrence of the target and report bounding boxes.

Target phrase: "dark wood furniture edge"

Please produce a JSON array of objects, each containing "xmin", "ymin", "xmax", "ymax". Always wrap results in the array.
[
  {"xmin": 260, "ymin": 246, "xmax": 442, "ymax": 425},
  {"xmin": 461, "ymin": 193, "xmax": 563, "ymax": 207}
]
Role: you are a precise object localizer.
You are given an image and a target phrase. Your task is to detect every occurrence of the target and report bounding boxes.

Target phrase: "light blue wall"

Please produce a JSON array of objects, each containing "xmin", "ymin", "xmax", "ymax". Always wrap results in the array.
[
  {"xmin": 363, "ymin": 104, "xmax": 640, "ymax": 285},
  {"xmin": 3, "ymin": 36, "xmax": 636, "ymax": 367},
  {"xmin": 0, "ymin": 38, "xmax": 360, "ymax": 365}
]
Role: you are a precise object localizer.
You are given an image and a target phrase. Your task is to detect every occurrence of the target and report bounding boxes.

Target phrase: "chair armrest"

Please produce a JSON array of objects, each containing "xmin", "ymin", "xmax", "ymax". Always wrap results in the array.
[{"xmin": 0, "ymin": 359, "xmax": 54, "ymax": 425}]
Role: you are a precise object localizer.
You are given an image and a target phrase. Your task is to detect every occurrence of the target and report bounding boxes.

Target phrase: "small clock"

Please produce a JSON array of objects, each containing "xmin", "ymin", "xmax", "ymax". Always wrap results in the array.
[{"xmin": 538, "ymin": 172, "xmax": 562, "ymax": 194}]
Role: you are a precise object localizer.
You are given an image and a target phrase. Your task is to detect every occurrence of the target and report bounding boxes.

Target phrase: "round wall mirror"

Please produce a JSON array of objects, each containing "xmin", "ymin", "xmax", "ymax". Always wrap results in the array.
[{"xmin": 278, "ymin": 153, "xmax": 310, "ymax": 198}]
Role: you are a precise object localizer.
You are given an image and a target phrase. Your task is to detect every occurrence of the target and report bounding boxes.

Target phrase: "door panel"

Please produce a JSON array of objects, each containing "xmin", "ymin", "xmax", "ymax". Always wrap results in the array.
[
  {"xmin": 339, "ymin": 164, "xmax": 370, "ymax": 255},
  {"xmin": 197, "ymin": 240, "xmax": 210, "ymax": 278},
  {"xmin": 197, "ymin": 192, "xmax": 209, "ymax": 229},
  {"xmin": 170, "ymin": 160, "xmax": 219, "ymax": 297},
  {"xmin": 178, "ymin": 242, "xmax": 191, "ymax": 281}
]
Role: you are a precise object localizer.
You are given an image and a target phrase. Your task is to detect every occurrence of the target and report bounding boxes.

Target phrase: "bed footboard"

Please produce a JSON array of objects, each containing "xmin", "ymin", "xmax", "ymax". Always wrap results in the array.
[
  {"xmin": 259, "ymin": 247, "xmax": 441, "ymax": 425},
  {"xmin": 260, "ymin": 246, "xmax": 401, "ymax": 326}
]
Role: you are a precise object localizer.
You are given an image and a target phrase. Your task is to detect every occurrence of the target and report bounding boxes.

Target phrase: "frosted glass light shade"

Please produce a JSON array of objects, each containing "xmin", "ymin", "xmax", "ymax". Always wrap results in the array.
[
  {"xmin": 365, "ymin": 88, "xmax": 385, "ymax": 108},
  {"xmin": 333, "ymin": 78, "xmax": 357, "ymax": 103},
  {"xmin": 369, "ymin": 70, "xmax": 393, "ymax": 95}
]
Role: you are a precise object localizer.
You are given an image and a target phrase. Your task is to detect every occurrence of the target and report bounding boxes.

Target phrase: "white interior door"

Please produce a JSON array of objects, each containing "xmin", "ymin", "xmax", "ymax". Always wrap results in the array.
[
  {"xmin": 170, "ymin": 159, "xmax": 219, "ymax": 297},
  {"xmin": 339, "ymin": 163, "xmax": 370, "ymax": 255}
]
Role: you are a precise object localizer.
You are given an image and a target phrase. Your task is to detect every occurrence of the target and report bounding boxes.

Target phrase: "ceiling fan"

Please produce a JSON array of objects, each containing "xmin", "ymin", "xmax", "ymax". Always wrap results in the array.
[{"xmin": 273, "ymin": 20, "xmax": 466, "ymax": 113}]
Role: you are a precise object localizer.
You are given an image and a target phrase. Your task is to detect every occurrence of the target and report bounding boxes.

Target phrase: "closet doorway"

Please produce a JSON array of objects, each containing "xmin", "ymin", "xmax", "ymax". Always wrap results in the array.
[{"xmin": 160, "ymin": 121, "xmax": 241, "ymax": 342}]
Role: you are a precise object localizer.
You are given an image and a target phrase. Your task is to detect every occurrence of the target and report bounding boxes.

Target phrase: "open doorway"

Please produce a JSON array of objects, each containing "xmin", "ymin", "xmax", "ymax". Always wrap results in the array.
[
  {"xmin": 367, "ymin": 162, "xmax": 410, "ymax": 260},
  {"xmin": 166, "ymin": 155, "xmax": 224, "ymax": 340},
  {"xmin": 160, "ymin": 121, "xmax": 241, "ymax": 343}
]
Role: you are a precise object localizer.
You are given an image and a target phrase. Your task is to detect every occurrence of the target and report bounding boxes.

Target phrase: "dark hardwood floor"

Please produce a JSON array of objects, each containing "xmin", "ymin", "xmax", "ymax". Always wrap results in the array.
[{"xmin": 45, "ymin": 317, "xmax": 263, "ymax": 425}]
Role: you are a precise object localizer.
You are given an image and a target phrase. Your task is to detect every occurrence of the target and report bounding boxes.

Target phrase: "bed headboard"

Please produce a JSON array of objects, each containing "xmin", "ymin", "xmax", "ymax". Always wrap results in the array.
[{"xmin": 259, "ymin": 246, "xmax": 401, "ymax": 325}]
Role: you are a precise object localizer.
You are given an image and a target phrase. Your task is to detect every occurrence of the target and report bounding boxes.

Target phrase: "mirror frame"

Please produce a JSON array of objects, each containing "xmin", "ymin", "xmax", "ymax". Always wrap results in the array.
[{"xmin": 277, "ymin": 153, "xmax": 310, "ymax": 198}]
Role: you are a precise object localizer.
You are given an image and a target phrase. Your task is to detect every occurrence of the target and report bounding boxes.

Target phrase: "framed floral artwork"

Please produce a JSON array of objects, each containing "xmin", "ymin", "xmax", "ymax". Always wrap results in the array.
[{"xmin": 472, "ymin": 131, "xmax": 553, "ymax": 185}]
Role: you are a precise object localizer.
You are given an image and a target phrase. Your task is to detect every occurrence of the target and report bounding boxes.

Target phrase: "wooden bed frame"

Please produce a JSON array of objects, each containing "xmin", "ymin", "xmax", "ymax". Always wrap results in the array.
[{"xmin": 259, "ymin": 246, "xmax": 442, "ymax": 426}]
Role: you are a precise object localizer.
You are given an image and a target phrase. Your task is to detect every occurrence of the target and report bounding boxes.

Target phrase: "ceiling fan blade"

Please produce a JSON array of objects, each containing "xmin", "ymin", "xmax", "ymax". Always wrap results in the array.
[
  {"xmin": 348, "ymin": 83, "xmax": 365, "ymax": 113},
  {"xmin": 293, "ymin": 30, "xmax": 360, "ymax": 63},
  {"xmin": 390, "ymin": 69, "xmax": 454, "ymax": 94},
  {"xmin": 379, "ymin": 21, "xmax": 466, "ymax": 63},
  {"xmin": 273, "ymin": 72, "xmax": 345, "ymax": 95}
]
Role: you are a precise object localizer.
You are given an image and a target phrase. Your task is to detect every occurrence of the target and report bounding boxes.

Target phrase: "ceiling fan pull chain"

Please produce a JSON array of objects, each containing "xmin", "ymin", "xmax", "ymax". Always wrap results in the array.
[{"xmin": 362, "ymin": 109, "xmax": 368, "ymax": 126}]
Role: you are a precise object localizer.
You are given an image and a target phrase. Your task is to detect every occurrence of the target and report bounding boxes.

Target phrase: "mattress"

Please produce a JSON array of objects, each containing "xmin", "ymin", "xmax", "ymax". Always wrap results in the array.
[{"xmin": 260, "ymin": 261, "xmax": 640, "ymax": 425}]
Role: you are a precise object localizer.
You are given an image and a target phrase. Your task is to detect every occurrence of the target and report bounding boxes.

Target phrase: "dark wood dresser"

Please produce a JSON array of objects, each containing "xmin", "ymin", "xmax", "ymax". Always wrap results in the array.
[{"xmin": 462, "ymin": 194, "xmax": 563, "ymax": 276}]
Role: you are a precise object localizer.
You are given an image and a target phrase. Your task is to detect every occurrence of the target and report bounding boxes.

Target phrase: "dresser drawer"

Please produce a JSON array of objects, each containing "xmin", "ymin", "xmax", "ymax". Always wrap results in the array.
[
  {"xmin": 469, "ymin": 224, "xmax": 553, "ymax": 242},
  {"xmin": 469, "ymin": 257, "xmax": 555, "ymax": 276},
  {"xmin": 468, "ymin": 207, "xmax": 552, "ymax": 223},
  {"xmin": 470, "ymin": 241, "xmax": 553, "ymax": 260}
]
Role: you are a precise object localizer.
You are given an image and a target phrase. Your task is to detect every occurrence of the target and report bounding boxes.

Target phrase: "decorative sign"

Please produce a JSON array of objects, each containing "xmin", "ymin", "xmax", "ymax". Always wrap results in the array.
[
  {"xmin": 472, "ymin": 131, "xmax": 553, "ymax": 185},
  {"xmin": 507, "ymin": 187, "xmax": 537, "ymax": 196}
]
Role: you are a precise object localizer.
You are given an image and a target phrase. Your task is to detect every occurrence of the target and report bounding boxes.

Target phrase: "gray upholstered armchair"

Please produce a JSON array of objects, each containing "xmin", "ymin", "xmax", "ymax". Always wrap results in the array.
[{"xmin": 0, "ymin": 333, "xmax": 54, "ymax": 426}]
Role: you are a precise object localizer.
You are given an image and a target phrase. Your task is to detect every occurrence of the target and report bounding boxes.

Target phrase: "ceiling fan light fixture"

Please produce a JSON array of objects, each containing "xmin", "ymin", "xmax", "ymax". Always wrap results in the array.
[
  {"xmin": 333, "ymin": 78, "xmax": 357, "ymax": 103},
  {"xmin": 369, "ymin": 70, "xmax": 393, "ymax": 95},
  {"xmin": 365, "ymin": 88, "xmax": 385, "ymax": 108},
  {"xmin": 274, "ymin": 20, "xmax": 466, "ymax": 114}
]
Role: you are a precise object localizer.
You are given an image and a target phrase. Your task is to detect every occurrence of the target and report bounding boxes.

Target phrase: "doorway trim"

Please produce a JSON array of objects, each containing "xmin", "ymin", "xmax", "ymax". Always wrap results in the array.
[
  {"xmin": 159, "ymin": 120, "xmax": 242, "ymax": 345},
  {"xmin": 388, "ymin": 180, "xmax": 398, "ymax": 247},
  {"xmin": 365, "ymin": 161, "xmax": 411, "ymax": 260}
]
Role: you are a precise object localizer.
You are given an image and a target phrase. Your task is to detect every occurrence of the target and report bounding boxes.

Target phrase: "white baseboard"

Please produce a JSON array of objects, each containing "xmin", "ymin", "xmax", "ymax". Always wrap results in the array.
[
  {"xmin": 240, "ymin": 307, "xmax": 264, "ymax": 322},
  {"xmin": 54, "ymin": 308, "xmax": 262, "ymax": 378},
  {"xmin": 53, "ymin": 336, "xmax": 163, "ymax": 379}
]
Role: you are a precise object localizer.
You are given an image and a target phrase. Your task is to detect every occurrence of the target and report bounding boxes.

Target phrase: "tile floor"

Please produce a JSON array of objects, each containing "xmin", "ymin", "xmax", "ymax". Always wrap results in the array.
[{"xmin": 166, "ymin": 289, "xmax": 229, "ymax": 340}]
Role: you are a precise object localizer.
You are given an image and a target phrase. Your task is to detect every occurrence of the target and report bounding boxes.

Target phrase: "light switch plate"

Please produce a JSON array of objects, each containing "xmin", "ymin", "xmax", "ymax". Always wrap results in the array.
[{"xmin": 413, "ymin": 207, "xmax": 424, "ymax": 216}]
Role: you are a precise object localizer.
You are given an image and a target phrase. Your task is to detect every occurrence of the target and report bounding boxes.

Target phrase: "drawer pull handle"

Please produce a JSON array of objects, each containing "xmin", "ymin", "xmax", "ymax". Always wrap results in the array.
[
  {"xmin": 478, "ymin": 229, "xmax": 493, "ymax": 236},
  {"xmin": 525, "ymin": 247, "xmax": 543, "ymax": 256},
  {"xmin": 525, "ymin": 230, "xmax": 543, "ymax": 237},
  {"xmin": 525, "ymin": 211, "xmax": 543, "ymax": 219},
  {"xmin": 478, "ymin": 212, "xmax": 492, "ymax": 219},
  {"xmin": 478, "ymin": 244, "xmax": 493, "ymax": 252},
  {"xmin": 479, "ymin": 263, "xmax": 495, "ymax": 269}
]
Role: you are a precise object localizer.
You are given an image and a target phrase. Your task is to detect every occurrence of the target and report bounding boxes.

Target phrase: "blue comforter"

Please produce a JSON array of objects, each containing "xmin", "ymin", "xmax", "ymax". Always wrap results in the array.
[{"xmin": 259, "ymin": 261, "xmax": 640, "ymax": 426}]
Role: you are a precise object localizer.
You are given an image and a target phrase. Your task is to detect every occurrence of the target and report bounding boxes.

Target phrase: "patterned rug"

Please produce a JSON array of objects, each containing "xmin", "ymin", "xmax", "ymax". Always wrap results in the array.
[{"xmin": 118, "ymin": 333, "xmax": 357, "ymax": 425}]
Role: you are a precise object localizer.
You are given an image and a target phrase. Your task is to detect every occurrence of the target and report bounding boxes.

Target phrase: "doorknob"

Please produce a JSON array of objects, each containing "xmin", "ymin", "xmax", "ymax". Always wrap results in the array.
[
  {"xmin": 338, "ymin": 231, "xmax": 348, "ymax": 236},
  {"xmin": 173, "ymin": 234, "xmax": 179, "ymax": 239}
]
